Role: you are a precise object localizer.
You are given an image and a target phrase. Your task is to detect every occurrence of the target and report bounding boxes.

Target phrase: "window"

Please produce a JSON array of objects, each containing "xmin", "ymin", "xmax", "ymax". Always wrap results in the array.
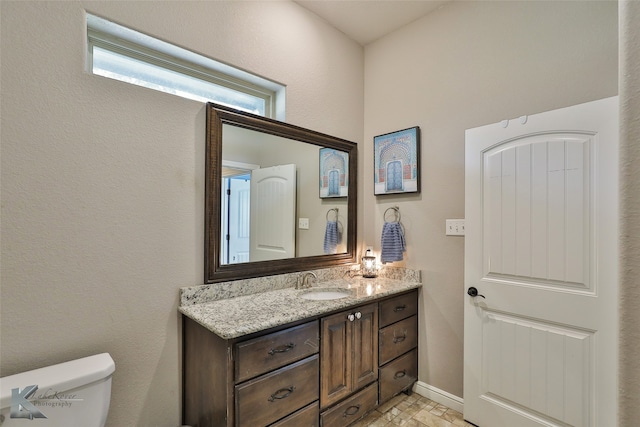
[{"xmin": 86, "ymin": 13, "xmax": 284, "ymax": 119}]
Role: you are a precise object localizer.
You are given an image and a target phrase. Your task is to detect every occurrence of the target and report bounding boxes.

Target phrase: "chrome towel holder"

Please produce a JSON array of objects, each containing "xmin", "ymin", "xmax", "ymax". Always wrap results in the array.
[
  {"xmin": 326, "ymin": 207, "xmax": 339, "ymax": 222},
  {"xmin": 383, "ymin": 206, "xmax": 401, "ymax": 223}
]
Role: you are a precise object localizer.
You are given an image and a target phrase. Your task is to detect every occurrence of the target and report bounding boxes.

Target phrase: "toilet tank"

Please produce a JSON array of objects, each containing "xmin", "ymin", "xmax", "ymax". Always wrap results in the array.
[{"xmin": 0, "ymin": 353, "xmax": 115, "ymax": 427}]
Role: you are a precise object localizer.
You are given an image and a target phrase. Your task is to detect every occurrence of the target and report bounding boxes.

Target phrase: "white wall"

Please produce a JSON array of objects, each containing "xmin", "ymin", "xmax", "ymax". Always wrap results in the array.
[
  {"xmin": 0, "ymin": 2, "xmax": 363, "ymax": 426},
  {"xmin": 618, "ymin": 1, "xmax": 640, "ymax": 425},
  {"xmin": 363, "ymin": 0, "xmax": 618, "ymax": 398},
  {"xmin": 1, "ymin": 0, "xmax": 626, "ymax": 424}
]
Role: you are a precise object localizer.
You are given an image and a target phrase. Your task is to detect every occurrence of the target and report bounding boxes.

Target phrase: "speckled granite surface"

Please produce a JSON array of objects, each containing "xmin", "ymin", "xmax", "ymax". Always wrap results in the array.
[
  {"xmin": 179, "ymin": 267, "xmax": 421, "ymax": 339},
  {"xmin": 179, "ymin": 266, "xmax": 421, "ymax": 306}
]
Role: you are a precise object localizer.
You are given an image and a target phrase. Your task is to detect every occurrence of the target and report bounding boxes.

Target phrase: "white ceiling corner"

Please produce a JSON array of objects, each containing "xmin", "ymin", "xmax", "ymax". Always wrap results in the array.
[{"xmin": 294, "ymin": 0, "xmax": 449, "ymax": 45}]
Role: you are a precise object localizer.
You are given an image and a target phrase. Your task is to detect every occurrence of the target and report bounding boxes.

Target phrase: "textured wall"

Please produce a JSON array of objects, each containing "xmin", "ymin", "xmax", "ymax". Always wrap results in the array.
[
  {"xmin": 363, "ymin": 1, "xmax": 618, "ymax": 398},
  {"xmin": 618, "ymin": 1, "xmax": 640, "ymax": 425},
  {"xmin": 0, "ymin": 2, "xmax": 363, "ymax": 426}
]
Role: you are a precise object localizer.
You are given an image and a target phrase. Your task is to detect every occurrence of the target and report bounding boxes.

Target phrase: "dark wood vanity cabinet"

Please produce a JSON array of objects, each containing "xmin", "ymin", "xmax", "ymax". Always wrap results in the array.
[
  {"xmin": 378, "ymin": 291, "xmax": 419, "ymax": 403},
  {"xmin": 182, "ymin": 289, "xmax": 419, "ymax": 427},
  {"xmin": 183, "ymin": 318, "xmax": 320, "ymax": 427},
  {"xmin": 320, "ymin": 303, "xmax": 378, "ymax": 409}
]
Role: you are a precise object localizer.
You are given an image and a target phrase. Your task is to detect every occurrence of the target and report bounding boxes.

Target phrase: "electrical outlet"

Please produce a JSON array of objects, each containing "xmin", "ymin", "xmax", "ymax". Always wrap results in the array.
[
  {"xmin": 298, "ymin": 218, "xmax": 309, "ymax": 229},
  {"xmin": 446, "ymin": 219, "xmax": 465, "ymax": 236}
]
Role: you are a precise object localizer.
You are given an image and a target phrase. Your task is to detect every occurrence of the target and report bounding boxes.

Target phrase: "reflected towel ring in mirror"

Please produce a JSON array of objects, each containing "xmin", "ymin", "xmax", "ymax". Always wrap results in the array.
[
  {"xmin": 326, "ymin": 208, "xmax": 339, "ymax": 222},
  {"xmin": 383, "ymin": 206, "xmax": 401, "ymax": 223}
]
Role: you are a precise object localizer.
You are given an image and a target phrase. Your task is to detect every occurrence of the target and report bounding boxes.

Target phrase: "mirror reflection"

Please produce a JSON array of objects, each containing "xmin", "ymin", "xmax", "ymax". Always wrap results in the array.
[
  {"xmin": 221, "ymin": 124, "xmax": 348, "ymax": 265},
  {"xmin": 205, "ymin": 103, "xmax": 357, "ymax": 283}
]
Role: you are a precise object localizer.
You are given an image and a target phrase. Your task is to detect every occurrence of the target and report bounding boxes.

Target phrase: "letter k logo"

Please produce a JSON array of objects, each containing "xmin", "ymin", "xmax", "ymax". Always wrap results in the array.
[{"xmin": 10, "ymin": 385, "xmax": 47, "ymax": 419}]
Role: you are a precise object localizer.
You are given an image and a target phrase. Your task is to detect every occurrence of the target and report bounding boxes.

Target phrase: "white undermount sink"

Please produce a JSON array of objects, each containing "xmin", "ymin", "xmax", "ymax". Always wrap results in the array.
[{"xmin": 300, "ymin": 288, "xmax": 352, "ymax": 301}]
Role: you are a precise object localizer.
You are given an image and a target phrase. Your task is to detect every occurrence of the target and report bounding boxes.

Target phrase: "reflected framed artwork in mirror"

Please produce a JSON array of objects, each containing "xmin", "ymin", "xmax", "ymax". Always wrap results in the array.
[
  {"xmin": 205, "ymin": 103, "xmax": 358, "ymax": 283},
  {"xmin": 319, "ymin": 148, "xmax": 349, "ymax": 198}
]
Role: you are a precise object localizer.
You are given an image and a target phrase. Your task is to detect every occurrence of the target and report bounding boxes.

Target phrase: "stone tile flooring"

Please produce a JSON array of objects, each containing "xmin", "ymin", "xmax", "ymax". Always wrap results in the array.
[{"xmin": 351, "ymin": 393, "xmax": 476, "ymax": 427}]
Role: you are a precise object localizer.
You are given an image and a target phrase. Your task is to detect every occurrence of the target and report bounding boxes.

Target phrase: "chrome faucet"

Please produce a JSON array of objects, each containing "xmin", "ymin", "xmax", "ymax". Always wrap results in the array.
[{"xmin": 296, "ymin": 271, "xmax": 318, "ymax": 289}]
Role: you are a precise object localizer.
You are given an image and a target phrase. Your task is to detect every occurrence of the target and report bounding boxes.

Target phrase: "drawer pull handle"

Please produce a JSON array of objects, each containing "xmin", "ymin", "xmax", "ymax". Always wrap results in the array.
[
  {"xmin": 393, "ymin": 334, "xmax": 407, "ymax": 343},
  {"xmin": 343, "ymin": 404, "xmax": 361, "ymax": 417},
  {"xmin": 393, "ymin": 305, "xmax": 407, "ymax": 312},
  {"xmin": 268, "ymin": 343, "xmax": 295, "ymax": 355},
  {"xmin": 394, "ymin": 370, "xmax": 407, "ymax": 379},
  {"xmin": 268, "ymin": 386, "xmax": 295, "ymax": 402}
]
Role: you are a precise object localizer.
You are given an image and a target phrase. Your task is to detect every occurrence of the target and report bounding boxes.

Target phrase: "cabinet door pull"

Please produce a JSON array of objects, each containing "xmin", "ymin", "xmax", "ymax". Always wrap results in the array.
[
  {"xmin": 268, "ymin": 386, "xmax": 295, "ymax": 402},
  {"xmin": 393, "ymin": 304, "xmax": 407, "ymax": 312},
  {"xmin": 268, "ymin": 342, "xmax": 295, "ymax": 356},
  {"xmin": 393, "ymin": 334, "xmax": 407, "ymax": 343},
  {"xmin": 394, "ymin": 370, "xmax": 407, "ymax": 379},
  {"xmin": 348, "ymin": 313, "xmax": 355, "ymax": 322},
  {"xmin": 343, "ymin": 404, "xmax": 361, "ymax": 417}
]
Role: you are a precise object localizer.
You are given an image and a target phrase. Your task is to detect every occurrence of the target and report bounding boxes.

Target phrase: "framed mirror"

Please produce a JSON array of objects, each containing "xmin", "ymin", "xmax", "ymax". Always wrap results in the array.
[{"xmin": 205, "ymin": 103, "xmax": 357, "ymax": 283}]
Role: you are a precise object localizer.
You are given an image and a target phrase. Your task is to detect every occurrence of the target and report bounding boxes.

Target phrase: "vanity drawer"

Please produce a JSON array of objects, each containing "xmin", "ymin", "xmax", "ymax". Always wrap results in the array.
[
  {"xmin": 270, "ymin": 402, "xmax": 319, "ymax": 427},
  {"xmin": 320, "ymin": 382, "xmax": 377, "ymax": 427},
  {"xmin": 236, "ymin": 355, "xmax": 319, "ymax": 427},
  {"xmin": 379, "ymin": 291, "xmax": 418, "ymax": 328},
  {"xmin": 379, "ymin": 349, "xmax": 417, "ymax": 403},
  {"xmin": 379, "ymin": 315, "xmax": 418, "ymax": 365},
  {"xmin": 236, "ymin": 321, "xmax": 319, "ymax": 382}
]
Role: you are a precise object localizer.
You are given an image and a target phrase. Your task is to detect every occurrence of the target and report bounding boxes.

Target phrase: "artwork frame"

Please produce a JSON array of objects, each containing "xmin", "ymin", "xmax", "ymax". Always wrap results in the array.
[
  {"xmin": 373, "ymin": 126, "xmax": 420, "ymax": 195},
  {"xmin": 319, "ymin": 147, "xmax": 349, "ymax": 198}
]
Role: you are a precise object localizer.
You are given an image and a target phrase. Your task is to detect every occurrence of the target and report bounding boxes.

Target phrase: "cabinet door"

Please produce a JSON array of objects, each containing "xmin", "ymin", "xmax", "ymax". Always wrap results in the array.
[
  {"xmin": 320, "ymin": 303, "xmax": 379, "ymax": 409},
  {"xmin": 351, "ymin": 303, "xmax": 378, "ymax": 391},
  {"xmin": 320, "ymin": 310, "xmax": 352, "ymax": 408}
]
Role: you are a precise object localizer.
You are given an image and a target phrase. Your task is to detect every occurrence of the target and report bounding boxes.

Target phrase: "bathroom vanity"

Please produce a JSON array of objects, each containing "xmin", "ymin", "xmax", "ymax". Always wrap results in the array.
[
  {"xmin": 187, "ymin": 104, "xmax": 422, "ymax": 426},
  {"xmin": 180, "ymin": 272, "xmax": 420, "ymax": 427}
]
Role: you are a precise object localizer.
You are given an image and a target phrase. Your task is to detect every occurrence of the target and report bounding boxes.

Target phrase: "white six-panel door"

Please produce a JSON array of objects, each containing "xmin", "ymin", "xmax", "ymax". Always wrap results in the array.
[{"xmin": 464, "ymin": 97, "xmax": 618, "ymax": 427}]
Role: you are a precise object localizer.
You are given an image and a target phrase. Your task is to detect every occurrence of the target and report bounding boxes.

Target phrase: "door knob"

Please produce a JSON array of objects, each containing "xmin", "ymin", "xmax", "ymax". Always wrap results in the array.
[{"xmin": 467, "ymin": 287, "xmax": 485, "ymax": 298}]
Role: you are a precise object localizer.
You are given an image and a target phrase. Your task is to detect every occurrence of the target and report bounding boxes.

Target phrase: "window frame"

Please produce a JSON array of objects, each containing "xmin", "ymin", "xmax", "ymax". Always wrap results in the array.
[{"xmin": 86, "ymin": 13, "xmax": 285, "ymax": 119}]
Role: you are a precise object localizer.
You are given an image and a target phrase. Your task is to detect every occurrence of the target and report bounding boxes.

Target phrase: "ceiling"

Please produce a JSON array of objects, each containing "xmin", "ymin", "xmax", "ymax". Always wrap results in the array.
[{"xmin": 294, "ymin": 0, "xmax": 449, "ymax": 45}]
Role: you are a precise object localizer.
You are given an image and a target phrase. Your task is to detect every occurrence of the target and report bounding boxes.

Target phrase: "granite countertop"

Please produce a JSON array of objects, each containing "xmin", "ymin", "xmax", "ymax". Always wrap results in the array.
[{"xmin": 179, "ymin": 277, "xmax": 422, "ymax": 340}]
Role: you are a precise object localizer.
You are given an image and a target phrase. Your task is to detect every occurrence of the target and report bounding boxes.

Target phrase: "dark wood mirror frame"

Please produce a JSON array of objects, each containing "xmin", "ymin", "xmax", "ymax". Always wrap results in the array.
[{"xmin": 205, "ymin": 103, "xmax": 358, "ymax": 283}]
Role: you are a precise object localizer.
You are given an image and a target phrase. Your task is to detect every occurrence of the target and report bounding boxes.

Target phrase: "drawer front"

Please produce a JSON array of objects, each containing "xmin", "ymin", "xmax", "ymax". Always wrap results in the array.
[
  {"xmin": 379, "ymin": 291, "xmax": 418, "ymax": 328},
  {"xmin": 379, "ymin": 349, "xmax": 417, "ymax": 403},
  {"xmin": 320, "ymin": 382, "xmax": 378, "ymax": 427},
  {"xmin": 236, "ymin": 321, "xmax": 319, "ymax": 382},
  {"xmin": 379, "ymin": 315, "xmax": 418, "ymax": 365},
  {"xmin": 270, "ymin": 402, "xmax": 319, "ymax": 427},
  {"xmin": 236, "ymin": 355, "xmax": 319, "ymax": 427}
]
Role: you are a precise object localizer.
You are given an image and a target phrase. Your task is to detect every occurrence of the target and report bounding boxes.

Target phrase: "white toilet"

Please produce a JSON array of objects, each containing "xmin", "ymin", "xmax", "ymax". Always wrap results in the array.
[{"xmin": 0, "ymin": 353, "xmax": 115, "ymax": 426}]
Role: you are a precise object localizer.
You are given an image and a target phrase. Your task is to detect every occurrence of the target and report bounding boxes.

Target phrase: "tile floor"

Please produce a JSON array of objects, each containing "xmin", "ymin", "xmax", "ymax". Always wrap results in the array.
[{"xmin": 351, "ymin": 392, "xmax": 476, "ymax": 427}]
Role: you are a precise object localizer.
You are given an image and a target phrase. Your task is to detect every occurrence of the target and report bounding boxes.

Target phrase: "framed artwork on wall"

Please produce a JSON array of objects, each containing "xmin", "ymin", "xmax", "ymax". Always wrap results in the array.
[
  {"xmin": 319, "ymin": 147, "xmax": 349, "ymax": 198},
  {"xmin": 374, "ymin": 126, "xmax": 421, "ymax": 195}
]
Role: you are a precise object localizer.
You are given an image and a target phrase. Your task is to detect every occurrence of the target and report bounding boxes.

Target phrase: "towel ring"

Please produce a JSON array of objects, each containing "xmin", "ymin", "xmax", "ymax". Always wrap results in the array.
[
  {"xmin": 326, "ymin": 208, "xmax": 339, "ymax": 222},
  {"xmin": 384, "ymin": 206, "xmax": 401, "ymax": 223}
]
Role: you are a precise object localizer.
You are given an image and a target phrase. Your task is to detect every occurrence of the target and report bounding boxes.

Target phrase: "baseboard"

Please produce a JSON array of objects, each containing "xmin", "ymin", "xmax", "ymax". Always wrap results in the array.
[{"xmin": 413, "ymin": 381, "xmax": 464, "ymax": 413}]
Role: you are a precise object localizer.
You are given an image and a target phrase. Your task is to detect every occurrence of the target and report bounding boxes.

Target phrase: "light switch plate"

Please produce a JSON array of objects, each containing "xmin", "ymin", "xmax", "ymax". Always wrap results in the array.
[{"xmin": 446, "ymin": 219, "xmax": 465, "ymax": 236}]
